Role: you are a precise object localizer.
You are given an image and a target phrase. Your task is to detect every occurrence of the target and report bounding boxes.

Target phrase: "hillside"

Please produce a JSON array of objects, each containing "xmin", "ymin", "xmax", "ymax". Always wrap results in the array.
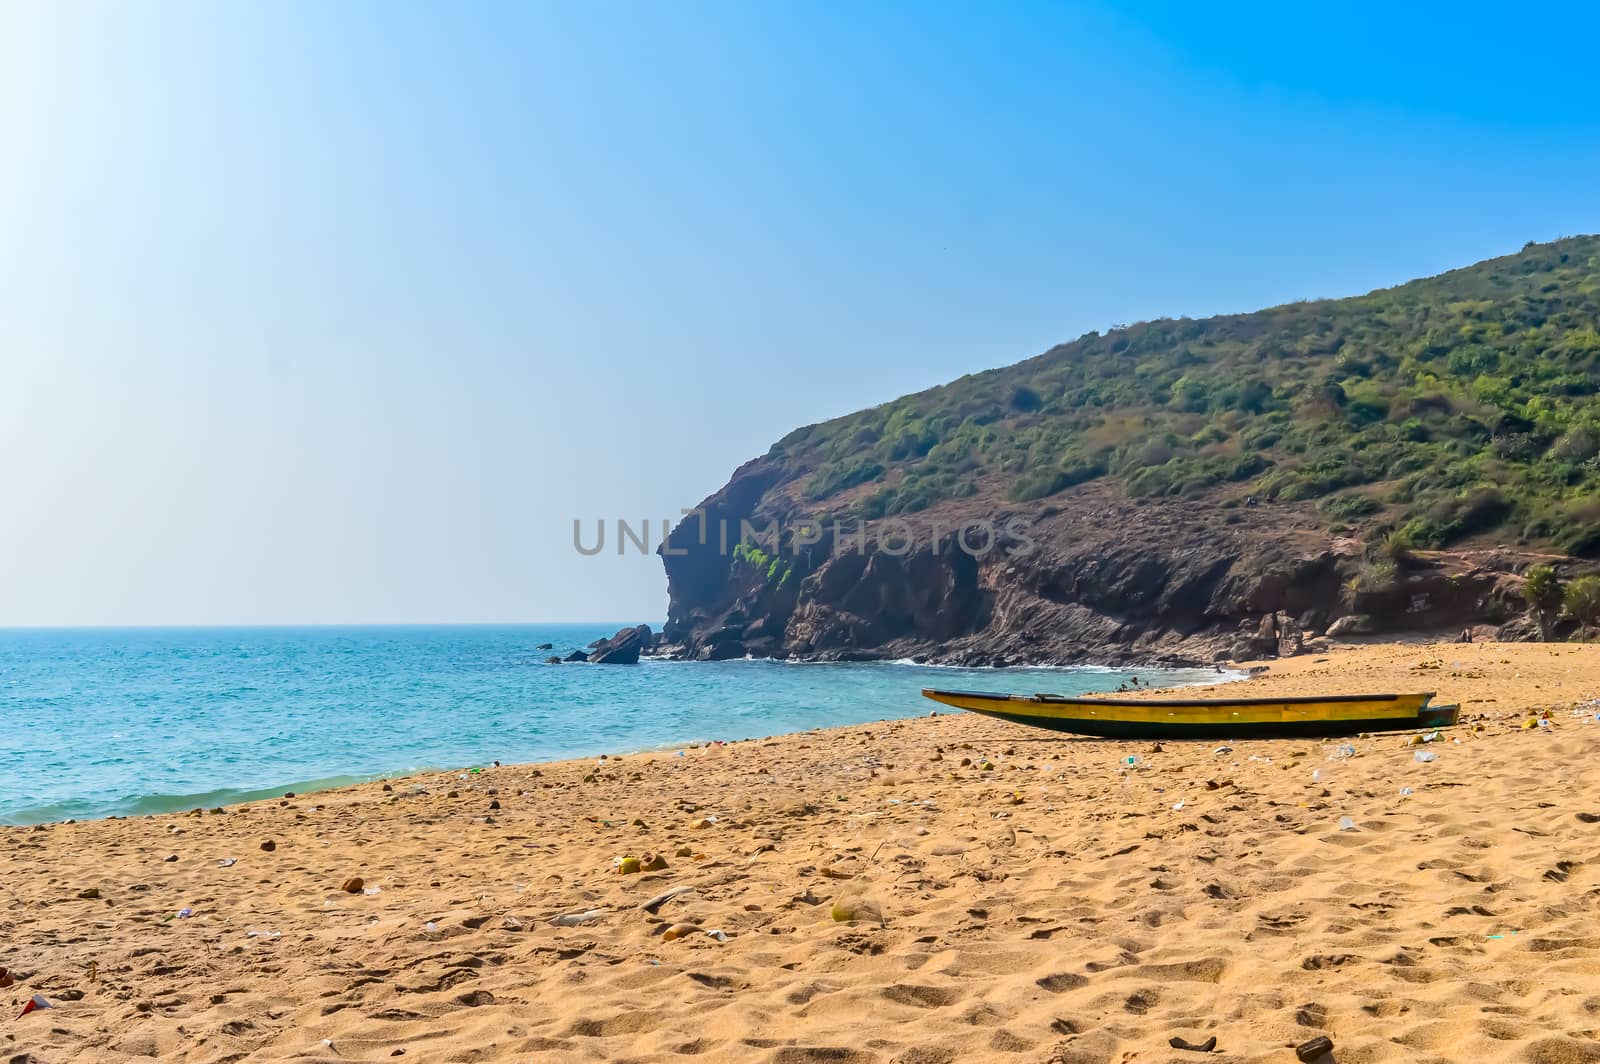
[{"xmin": 659, "ymin": 237, "xmax": 1600, "ymax": 665}]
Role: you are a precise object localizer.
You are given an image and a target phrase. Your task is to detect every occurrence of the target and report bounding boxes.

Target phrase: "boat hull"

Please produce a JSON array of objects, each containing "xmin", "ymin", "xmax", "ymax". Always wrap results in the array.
[{"xmin": 922, "ymin": 689, "xmax": 1456, "ymax": 740}]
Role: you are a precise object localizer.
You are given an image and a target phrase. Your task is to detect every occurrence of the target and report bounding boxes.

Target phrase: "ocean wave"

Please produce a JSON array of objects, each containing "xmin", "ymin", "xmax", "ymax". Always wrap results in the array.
[
  {"xmin": 0, "ymin": 771, "xmax": 432, "ymax": 827},
  {"xmin": 880, "ymin": 657, "xmax": 1127, "ymax": 671}
]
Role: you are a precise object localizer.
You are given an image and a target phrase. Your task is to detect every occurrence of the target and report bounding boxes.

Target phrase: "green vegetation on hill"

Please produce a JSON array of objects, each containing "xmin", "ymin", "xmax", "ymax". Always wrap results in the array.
[
  {"xmin": 732, "ymin": 541, "xmax": 793, "ymax": 588},
  {"xmin": 772, "ymin": 237, "xmax": 1600, "ymax": 556}
]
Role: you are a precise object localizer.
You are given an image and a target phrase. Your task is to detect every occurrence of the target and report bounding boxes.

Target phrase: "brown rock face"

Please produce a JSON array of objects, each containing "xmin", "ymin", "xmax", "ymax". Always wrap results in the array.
[{"xmin": 659, "ymin": 462, "xmax": 1538, "ymax": 666}]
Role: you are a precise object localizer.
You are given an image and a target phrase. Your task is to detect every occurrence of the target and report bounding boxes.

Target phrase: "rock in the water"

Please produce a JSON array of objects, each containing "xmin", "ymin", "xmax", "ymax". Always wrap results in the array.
[
  {"xmin": 535, "ymin": 642, "xmax": 553, "ymax": 650},
  {"xmin": 563, "ymin": 650, "xmax": 588, "ymax": 662},
  {"xmin": 588, "ymin": 624, "xmax": 653, "ymax": 665},
  {"xmin": 697, "ymin": 639, "xmax": 746, "ymax": 661}
]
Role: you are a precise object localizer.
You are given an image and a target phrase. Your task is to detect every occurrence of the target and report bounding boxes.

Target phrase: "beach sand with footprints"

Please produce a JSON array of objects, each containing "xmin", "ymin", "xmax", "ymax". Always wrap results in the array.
[{"xmin": 6, "ymin": 641, "xmax": 1600, "ymax": 1063}]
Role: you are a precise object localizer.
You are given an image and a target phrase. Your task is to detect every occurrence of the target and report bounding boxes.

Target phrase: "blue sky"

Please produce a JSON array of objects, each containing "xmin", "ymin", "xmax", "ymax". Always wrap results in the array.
[{"xmin": 3, "ymin": 1, "xmax": 1598, "ymax": 625}]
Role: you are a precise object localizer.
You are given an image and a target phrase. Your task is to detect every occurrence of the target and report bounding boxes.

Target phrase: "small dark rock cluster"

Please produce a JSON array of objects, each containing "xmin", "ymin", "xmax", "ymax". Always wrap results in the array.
[{"xmin": 544, "ymin": 624, "xmax": 656, "ymax": 665}]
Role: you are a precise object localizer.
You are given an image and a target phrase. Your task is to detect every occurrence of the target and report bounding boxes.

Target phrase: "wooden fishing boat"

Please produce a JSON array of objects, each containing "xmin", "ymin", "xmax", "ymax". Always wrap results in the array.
[{"xmin": 921, "ymin": 688, "xmax": 1458, "ymax": 739}]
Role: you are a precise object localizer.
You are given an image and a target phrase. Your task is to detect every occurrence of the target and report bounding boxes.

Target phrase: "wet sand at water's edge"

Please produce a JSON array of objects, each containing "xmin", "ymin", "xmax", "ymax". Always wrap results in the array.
[{"xmin": 6, "ymin": 641, "xmax": 1600, "ymax": 1062}]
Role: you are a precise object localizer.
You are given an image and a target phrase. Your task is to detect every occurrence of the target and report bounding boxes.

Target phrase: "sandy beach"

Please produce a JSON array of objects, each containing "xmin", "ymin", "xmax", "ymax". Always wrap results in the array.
[{"xmin": 6, "ymin": 641, "xmax": 1600, "ymax": 1063}]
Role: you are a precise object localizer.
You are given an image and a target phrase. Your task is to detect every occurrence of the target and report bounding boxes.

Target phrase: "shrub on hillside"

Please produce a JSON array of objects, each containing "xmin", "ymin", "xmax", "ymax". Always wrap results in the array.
[
  {"xmin": 1565, "ymin": 575, "xmax": 1600, "ymax": 627},
  {"xmin": 1320, "ymin": 493, "xmax": 1381, "ymax": 521},
  {"xmin": 1525, "ymin": 565, "xmax": 1565, "ymax": 641}
]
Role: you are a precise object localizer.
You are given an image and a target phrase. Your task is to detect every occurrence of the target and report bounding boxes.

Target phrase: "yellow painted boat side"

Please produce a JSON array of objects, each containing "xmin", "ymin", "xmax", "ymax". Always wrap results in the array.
[{"xmin": 924, "ymin": 691, "xmax": 1433, "ymax": 725}]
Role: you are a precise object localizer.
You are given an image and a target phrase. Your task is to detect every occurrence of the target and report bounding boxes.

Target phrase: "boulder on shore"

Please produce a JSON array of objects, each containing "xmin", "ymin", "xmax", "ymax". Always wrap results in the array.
[
  {"xmin": 1326, "ymin": 614, "xmax": 1376, "ymax": 637},
  {"xmin": 589, "ymin": 624, "xmax": 653, "ymax": 665}
]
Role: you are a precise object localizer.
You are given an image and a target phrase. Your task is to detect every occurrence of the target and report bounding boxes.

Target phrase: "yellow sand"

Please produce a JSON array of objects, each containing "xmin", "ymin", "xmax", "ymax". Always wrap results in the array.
[{"xmin": 6, "ymin": 641, "xmax": 1600, "ymax": 1063}]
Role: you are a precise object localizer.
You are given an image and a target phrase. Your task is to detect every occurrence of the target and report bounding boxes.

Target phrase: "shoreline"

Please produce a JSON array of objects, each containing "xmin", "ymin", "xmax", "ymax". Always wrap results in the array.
[
  {"xmin": 2, "ymin": 659, "xmax": 1240, "ymax": 829},
  {"xmin": 6, "ymin": 641, "xmax": 1600, "ymax": 1062}
]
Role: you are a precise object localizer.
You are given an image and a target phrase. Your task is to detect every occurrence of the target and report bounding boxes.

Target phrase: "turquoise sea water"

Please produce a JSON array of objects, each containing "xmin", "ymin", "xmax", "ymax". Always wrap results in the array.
[{"xmin": 1, "ymin": 625, "xmax": 1225, "ymax": 825}]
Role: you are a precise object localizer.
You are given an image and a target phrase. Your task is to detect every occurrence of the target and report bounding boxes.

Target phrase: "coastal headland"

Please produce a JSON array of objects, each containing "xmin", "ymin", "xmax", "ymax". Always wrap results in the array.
[
  {"xmin": 657, "ymin": 238, "xmax": 1600, "ymax": 668},
  {"xmin": 6, "ymin": 641, "xmax": 1600, "ymax": 1062}
]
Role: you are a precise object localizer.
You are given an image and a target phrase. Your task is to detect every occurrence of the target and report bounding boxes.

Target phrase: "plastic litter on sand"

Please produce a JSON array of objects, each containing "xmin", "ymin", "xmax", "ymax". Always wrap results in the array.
[{"xmin": 550, "ymin": 908, "xmax": 608, "ymax": 927}]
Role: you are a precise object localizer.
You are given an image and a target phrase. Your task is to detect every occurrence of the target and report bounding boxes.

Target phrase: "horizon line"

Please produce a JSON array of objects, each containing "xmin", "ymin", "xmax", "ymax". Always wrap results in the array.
[{"xmin": 0, "ymin": 620, "xmax": 664, "ymax": 632}]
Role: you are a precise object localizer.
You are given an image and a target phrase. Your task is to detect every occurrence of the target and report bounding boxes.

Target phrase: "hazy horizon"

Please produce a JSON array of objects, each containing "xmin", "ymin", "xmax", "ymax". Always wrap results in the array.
[
  {"xmin": 5, "ymin": 1, "xmax": 1599, "ymax": 626},
  {"xmin": 0, "ymin": 620, "xmax": 654, "ymax": 631}
]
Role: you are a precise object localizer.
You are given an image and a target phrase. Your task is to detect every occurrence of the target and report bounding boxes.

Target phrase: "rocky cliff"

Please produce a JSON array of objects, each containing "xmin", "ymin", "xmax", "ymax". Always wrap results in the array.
[
  {"xmin": 658, "ymin": 238, "xmax": 1600, "ymax": 665},
  {"xmin": 658, "ymin": 472, "xmax": 1541, "ymax": 666}
]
